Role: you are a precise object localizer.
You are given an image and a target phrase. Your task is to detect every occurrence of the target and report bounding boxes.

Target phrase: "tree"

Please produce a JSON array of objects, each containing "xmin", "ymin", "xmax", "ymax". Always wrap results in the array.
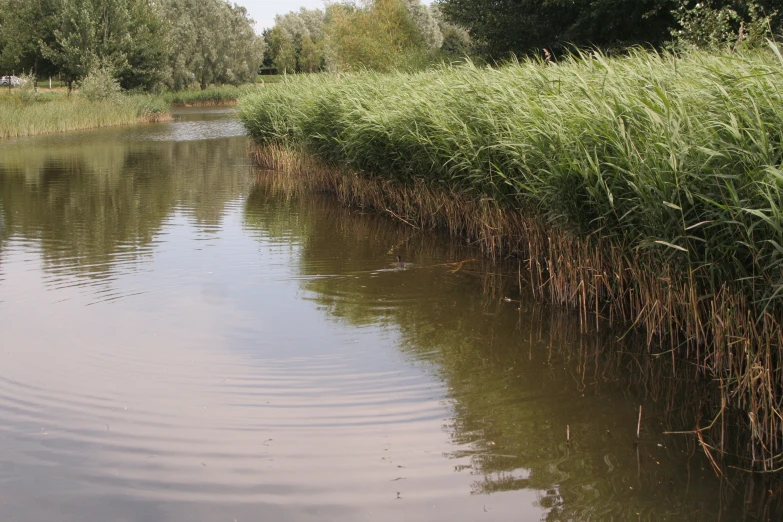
[
  {"xmin": 274, "ymin": 31, "xmax": 296, "ymax": 74},
  {"xmin": 299, "ymin": 34, "xmax": 320, "ymax": 73},
  {"xmin": 43, "ymin": 0, "xmax": 107, "ymax": 89},
  {"xmin": 671, "ymin": 0, "xmax": 781, "ymax": 49},
  {"xmin": 161, "ymin": 0, "xmax": 264, "ymax": 90},
  {"xmin": 437, "ymin": 0, "xmax": 781, "ymax": 59},
  {"xmin": 324, "ymin": 0, "xmax": 438, "ymax": 72},
  {"xmin": 119, "ymin": 0, "xmax": 168, "ymax": 90},
  {"xmin": 263, "ymin": 7, "xmax": 326, "ymax": 73},
  {"xmin": 0, "ymin": 0, "xmax": 60, "ymax": 78},
  {"xmin": 42, "ymin": 0, "xmax": 167, "ymax": 90},
  {"xmin": 437, "ymin": 0, "xmax": 677, "ymax": 58}
]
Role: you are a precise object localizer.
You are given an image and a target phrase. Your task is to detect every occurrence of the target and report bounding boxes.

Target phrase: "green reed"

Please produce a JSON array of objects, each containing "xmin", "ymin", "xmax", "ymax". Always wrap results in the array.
[
  {"xmin": 239, "ymin": 45, "xmax": 783, "ymax": 469},
  {"xmin": 0, "ymin": 94, "xmax": 169, "ymax": 138},
  {"xmin": 161, "ymin": 84, "xmax": 262, "ymax": 106}
]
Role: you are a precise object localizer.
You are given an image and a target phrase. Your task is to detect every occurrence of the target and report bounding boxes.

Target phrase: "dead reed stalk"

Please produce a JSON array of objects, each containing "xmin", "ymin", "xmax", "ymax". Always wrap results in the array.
[{"xmin": 249, "ymin": 142, "xmax": 783, "ymax": 470}]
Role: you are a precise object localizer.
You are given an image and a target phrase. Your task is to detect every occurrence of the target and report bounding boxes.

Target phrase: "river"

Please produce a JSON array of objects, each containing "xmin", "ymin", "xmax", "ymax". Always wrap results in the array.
[{"xmin": 0, "ymin": 107, "xmax": 778, "ymax": 521}]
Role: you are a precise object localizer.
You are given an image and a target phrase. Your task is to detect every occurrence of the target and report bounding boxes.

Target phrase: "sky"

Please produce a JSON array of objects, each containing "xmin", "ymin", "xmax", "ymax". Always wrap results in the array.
[
  {"xmin": 238, "ymin": 0, "xmax": 432, "ymax": 33},
  {"xmin": 237, "ymin": 0, "xmax": 329, "ymax": 32}
]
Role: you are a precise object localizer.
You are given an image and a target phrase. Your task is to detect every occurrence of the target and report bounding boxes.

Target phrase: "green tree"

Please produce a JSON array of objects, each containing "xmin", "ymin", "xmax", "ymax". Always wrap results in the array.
[
  {"xmin": 0, "ymin": 0, "xmax": 60, "ymax": 78},
  {"xmin": 274, "ymin": 31, "xmax": 297, "ymax": 74},
  {"xmin": 119, "ymin": 0, "xmax": 168, "ymax": 90},
  {"xmin": 44, "ymin": 0, "xmax": 104, "ymax": 89},
  {"xmin": 671, "ymin": 0, "xmax": 781, "ymax": 50},
  {"xmin": 437, "ymin": 0, "xmax": 677, "ymax": 58},
  {"xmin": 263, "ymin": 8, "xmax": 326, "ymax": 73},
  {"xmin": 161, "ymin": 0, "xmax": 263, "ymax": 90},
  {"xmin": 324, "ymin": 0, "xmax": 435, "ymax": 72},
  {"xmin": 437, "ymin": 0, "xmax": 781, "ymax": 59},
  {"xmin": 43, "ymin": 0, "xmax": 167, "ymax": 91},
  {"xmin": 299, "ymin": 34, "xmax": 320, "ymax": 73}
]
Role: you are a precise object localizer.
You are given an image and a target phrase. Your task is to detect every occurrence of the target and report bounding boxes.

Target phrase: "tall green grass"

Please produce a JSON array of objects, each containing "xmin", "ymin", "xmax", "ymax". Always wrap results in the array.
[
  {"xmin": 0, "ymin": 94, "xmax": 169, "ymax": 139},
  {"xmin": 161, "ymin": 84, "xmax": 262, "ymax": 106},
  {"xmin": 239, "ymin": 46, "xmax": 783, "ymax": 469}
]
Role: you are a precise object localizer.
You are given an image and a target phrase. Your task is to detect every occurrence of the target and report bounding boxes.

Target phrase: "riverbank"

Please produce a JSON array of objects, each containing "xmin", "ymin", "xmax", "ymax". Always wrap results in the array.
[
  {"xmin": 161, "ymin": 85, "xmax": 259, "ymax": 107},
  {"xmin": 0, "ymin": 82, "xmax": 276, "ymax": 139},
  {"xmin": 239, "ymin": 46, "xmax": 783, "ymax": 470},
  {"xmin": 0, "ymin": 94, "xmax": 170, "ymax": 139}
]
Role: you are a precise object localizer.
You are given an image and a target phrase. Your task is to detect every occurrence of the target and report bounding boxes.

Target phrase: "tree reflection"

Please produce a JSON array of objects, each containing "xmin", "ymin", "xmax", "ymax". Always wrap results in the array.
[{"xmin": 0, "ymin": 134, "xmax": 250, "ymax": 283}]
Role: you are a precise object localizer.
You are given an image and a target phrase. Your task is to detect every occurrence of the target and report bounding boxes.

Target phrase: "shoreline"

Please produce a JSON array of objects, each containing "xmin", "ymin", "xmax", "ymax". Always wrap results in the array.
[
  {"xmin": 237, "ymin": 48, "xmax": 783, "ymax": 471},
  {"xmin": 247, "ymin": 135, "xmax": 781, "ymax": 471},
  {"xmin": 0, "ymin": 86, "xmax": 251, "ymax": 139}
]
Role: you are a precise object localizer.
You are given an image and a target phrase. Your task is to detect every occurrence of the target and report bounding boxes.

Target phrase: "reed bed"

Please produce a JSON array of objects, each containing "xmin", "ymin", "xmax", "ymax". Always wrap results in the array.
[
  {"xmin": 239, "ymin": 46, "xmax": 783, "ymax": 470},
  {"xmin": 0, "ymin": 95, "xmax": 169, "ymax": 139},
  {"xmin": 161, "ymin": 85, "xmax": 261, "ymax": 106}
]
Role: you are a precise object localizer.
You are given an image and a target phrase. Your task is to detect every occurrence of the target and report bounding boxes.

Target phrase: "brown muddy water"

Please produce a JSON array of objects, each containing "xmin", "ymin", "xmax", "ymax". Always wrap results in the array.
[{"xmin": 0, "ymin": 108, "xmax": 779, "ymax": 521}]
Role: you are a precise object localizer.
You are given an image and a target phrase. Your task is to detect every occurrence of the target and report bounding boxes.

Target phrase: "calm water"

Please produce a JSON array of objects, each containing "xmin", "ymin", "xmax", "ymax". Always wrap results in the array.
[{"xmin": 0, "ymin": 108, "xmax": 778, "ymax": 521}]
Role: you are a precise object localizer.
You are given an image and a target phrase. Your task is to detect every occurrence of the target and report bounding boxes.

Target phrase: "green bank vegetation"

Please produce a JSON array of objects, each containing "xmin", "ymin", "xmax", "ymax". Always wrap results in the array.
[
  {"xmin": 0, "ymin": 90, "xmax": 168, "ymax": 139},
  {"xmin": 160, "ymin": 84, "xmax": 262, "ymax": 107},
  {"xmin": 239, "ymin": 46, "xmax": 783, "ymax": 469},
  {"xmin": 0, "ymin": 75, "xmax": 275, "ymax": 138},
  {"xmin": 243, "ymin": 174, "xmax": 777, "ymax": 515},
  {"xmin": 0, "ymin": 0, "xmax": 269, "ymax": 138}
]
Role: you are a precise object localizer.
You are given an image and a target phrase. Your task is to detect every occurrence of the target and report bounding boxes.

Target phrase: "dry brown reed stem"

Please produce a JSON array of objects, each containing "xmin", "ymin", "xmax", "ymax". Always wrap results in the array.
[{"xmin": 249, "ymin": 143, "xmax": 783, "ymax": 470}]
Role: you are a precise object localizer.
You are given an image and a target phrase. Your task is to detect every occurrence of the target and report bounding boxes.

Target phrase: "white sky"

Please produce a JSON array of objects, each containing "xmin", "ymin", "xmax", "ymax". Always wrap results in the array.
[
  {"xmin": 236, "ymin": 0, "xmax": 330, "ymax": 32},
  {"xmin": 237, "ymin": 0, "xmax": 431, "ymax": 33}
]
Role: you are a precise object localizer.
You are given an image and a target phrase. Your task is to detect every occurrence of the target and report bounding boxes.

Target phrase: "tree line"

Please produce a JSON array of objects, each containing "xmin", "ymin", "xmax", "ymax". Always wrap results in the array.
[
  {"xmin": 2, "ymin": 0, "xmax": 779, "ymax": 90},
  {"xmin": 0, "ymin": 0, "xmax": 264, "ymax": 91},
  {"xmin": 262, "ymin": 0, "xmax": 781, "ymax": 74},
  {"xmin": 438, "ymin": 0, "xmax": 782, "ymax": 58},
  {"xmin": 262, "ymin": 0, "xmax": 471, "ymax": 74}
]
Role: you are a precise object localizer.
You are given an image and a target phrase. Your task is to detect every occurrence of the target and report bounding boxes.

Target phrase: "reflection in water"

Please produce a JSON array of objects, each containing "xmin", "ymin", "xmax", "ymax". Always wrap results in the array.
[
  {"xmin": 0, "ymin": 110, "xmax": 780, "ymax": 521},
  {"xmin": 245, "ymin": 173, "xmax": 783, "ymax": 521}
]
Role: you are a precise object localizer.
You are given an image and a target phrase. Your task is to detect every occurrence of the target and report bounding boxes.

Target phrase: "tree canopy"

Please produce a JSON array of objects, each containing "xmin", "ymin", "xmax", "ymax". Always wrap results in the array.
[
  {"xmin": 436, "ymin": 0, "xmax": 782, "ymax": 58},
  {"xmin": 0, "ymin": 0, "xmax": 263, "ymax": 91},
  {"xmin": 262, "ymin": 0, "xmax": 472, "ymax": 74},
  {"xmin": 160, "ymin": 0, "xmax": 263, "ymax": 90}
]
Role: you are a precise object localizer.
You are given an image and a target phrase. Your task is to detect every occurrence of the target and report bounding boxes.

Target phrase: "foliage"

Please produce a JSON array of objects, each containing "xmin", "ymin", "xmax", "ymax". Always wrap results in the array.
[
  {"xmin": 0, "ymin": 0, "xmax": 60, "ymax": 77},
  {"xmin": 263, "ymin": 0, "xmax": 463, "ymax": 74},
  {"xmin": 40, "ymin": 0, "xmax": 167, "ymax": 91},
  {"xmin": 438, "ymin": 0, "xmax": 676, "ymax": 58},
  {"xmin": 430, "ymin": 4, "xmax": 472, "ymax": 60},
  {"xmin": 160, "ymin": 0, "xmax": 264, "ymax": 90},
  {"xmin": 323, "ymin": 0, "xmax": 436, "ymax": 72},
  {"xmin": 436, "ymin": 0, "xmax": 782, "ymax": 59},
  {"xmin": 671, "ymin": 1, "xmax": 780, "ymax": 50},
  {"xmin": 263, "ymin": 7, "xmax": 326, "ymax": 73},
  {"xmin": 79, "ymin": 66, "xmax": 122, "ymax": 101}
]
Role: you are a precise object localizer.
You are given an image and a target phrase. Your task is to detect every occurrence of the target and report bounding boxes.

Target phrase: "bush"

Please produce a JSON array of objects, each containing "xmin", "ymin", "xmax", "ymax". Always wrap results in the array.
[
  {"xmin": 672, "ymin": 1, "xmax": 778, "ymax": 51},
  {"xmin": 79, "ymin": 67, "xmax": 122, "ymax": 102},
  {"xmin": 17, "ymin": 73, "xmax": 38, "ymax": 104}
]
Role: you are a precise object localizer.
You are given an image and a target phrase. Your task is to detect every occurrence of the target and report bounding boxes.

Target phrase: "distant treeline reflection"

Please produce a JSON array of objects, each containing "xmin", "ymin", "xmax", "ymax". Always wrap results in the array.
[{"xmin": 0, "ymin": 134, "xmax": 249, "ymax": 280}]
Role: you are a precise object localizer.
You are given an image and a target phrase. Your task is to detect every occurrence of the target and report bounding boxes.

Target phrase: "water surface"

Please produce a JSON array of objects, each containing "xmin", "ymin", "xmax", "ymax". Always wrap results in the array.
[{"xmin": 0, "ymin": 108, "xmax": 777, "ymax": 521}]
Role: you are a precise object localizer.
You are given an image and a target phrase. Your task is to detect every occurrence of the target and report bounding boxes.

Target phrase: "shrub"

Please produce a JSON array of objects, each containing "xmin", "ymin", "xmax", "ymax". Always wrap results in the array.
[{"xmin": 79, "ymin": 67, "xmax": 122, "ymax": 102}]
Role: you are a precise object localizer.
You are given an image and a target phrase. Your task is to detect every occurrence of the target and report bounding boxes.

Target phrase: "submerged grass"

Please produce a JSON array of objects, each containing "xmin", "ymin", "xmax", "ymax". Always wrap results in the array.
[
  {"xmin": 239, "ymin": 46, "xmax": 783, "ymax": 470},
  {"xmin": 0, "ymin": 93, "xmax": 169, "ymax": 139}
]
